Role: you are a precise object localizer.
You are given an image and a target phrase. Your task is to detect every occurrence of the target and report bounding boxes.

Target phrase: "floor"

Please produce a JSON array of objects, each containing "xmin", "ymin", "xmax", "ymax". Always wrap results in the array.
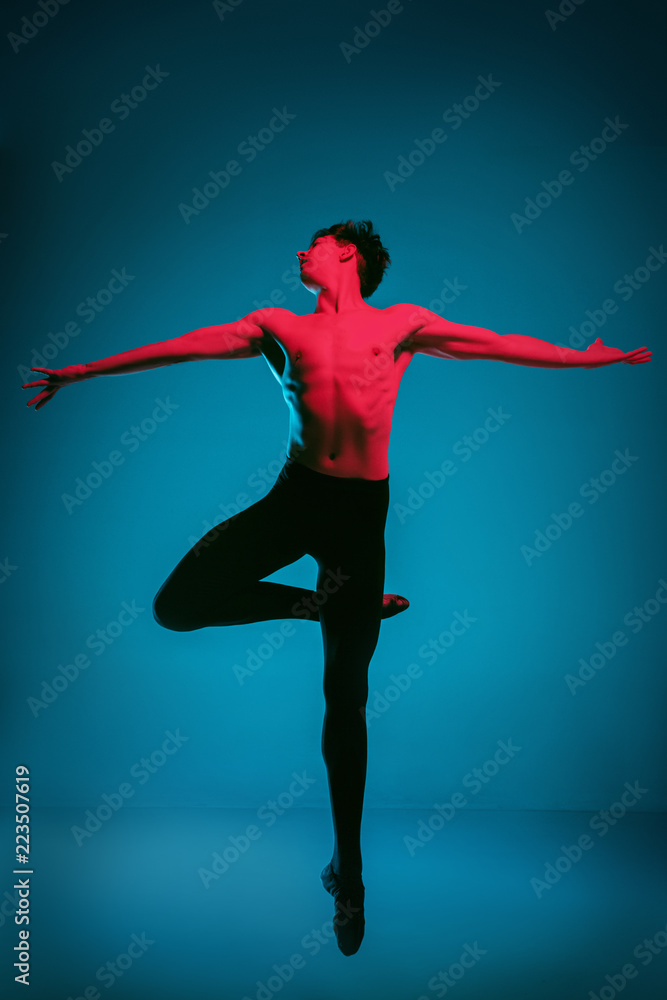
[{"xmin": 2, "ymin": 807, "xmax": 666, "ymax": 999}]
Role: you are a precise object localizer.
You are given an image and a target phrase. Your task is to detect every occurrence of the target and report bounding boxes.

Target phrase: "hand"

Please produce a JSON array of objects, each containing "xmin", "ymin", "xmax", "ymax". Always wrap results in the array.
[
  {"xmin": 581, "ymin": 337, "xmax": 652, "ymax": 368},
  {"xmin": 22, "ymin": 364, "xmax": 87, "ymax": 410}
]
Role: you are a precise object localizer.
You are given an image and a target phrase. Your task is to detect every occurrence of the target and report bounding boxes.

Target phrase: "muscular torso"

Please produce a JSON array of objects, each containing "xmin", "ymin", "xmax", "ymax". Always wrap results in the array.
[{"xmin": 257, "ymin": 305, "xmax": 415, "ymax": 480}]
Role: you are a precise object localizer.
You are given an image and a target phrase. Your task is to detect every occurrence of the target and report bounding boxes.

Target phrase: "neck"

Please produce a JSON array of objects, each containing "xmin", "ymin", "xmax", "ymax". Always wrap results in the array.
[{"xmin": 313, "ymin": 276, "xmax": 369, "ymax": 315}]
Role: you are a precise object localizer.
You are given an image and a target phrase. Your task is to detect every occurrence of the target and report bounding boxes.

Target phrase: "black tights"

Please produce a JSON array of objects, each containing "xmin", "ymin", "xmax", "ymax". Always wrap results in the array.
[{"xmin": 152, "ymin": 458, "xmax": 390, "ymax": 876}]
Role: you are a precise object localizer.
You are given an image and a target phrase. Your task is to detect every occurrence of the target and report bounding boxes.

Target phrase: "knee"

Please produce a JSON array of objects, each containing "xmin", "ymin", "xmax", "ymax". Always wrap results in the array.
[
  {"xmin": 324, "ymin": 677, "xmax": 369, "ymax": 714},
  {"xmin": 152, "ymin": 591, "xmax": 196, "ymax": 632}
]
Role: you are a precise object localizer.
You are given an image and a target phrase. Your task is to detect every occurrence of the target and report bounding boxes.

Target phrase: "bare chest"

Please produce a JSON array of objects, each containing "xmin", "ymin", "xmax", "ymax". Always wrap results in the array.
[{"xmin": 275, "ymin": 313, "xmax": 411, "ymax": 384}]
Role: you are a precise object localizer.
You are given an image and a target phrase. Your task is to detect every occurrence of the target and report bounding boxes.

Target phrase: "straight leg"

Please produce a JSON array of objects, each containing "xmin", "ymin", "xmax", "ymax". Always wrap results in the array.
[
  {"xmin": 314, "ymin": 486, "xmax": 388, "ymax": 878},
  {"xmin": 312, "ymin": 479, "xmax": 388, "ymax": 955}
]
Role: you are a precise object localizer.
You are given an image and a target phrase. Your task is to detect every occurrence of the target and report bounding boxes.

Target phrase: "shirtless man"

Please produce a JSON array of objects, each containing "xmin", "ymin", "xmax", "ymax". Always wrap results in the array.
[{"xmin": 23, "ymin": 220, "xmax": 651, "ymax": 956}]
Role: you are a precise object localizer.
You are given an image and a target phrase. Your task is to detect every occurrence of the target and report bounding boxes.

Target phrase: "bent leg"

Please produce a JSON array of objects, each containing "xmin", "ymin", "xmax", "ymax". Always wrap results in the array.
[{"xmin": 153, "ymin": 480, "xmax": 313, "ymax": 631}]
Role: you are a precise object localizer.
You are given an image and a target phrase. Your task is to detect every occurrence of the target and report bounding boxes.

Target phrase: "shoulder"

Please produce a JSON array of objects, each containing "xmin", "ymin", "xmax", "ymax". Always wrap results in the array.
[
  {"xmin": 383, "ymin": 304, "xmax": 446, "ymax": 352},
  {"xmin": 244, "ymin": 307, "xmax": 299, "ymax": 337},
  {"xmin": 387, "ymin": 302, "xmax": 442, "ymax": 328}
]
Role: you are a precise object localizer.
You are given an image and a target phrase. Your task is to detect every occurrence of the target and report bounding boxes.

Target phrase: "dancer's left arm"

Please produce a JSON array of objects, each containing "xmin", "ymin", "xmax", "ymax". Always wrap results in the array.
[{"xmin": 398, "ymin": 306, "xmax": 652, "ymax": 368}]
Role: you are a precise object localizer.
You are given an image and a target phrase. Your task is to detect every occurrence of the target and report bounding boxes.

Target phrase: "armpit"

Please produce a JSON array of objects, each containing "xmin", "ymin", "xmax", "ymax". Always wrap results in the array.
[{"xmin": 259, "ymin": 332, "xmax": 287, "ymax": 379}]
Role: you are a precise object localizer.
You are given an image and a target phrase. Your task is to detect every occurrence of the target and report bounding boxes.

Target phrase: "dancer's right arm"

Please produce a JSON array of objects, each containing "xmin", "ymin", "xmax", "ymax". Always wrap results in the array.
[{"xmin": 22, "ymin": 310, "xmax": 275, "ymax": 410}]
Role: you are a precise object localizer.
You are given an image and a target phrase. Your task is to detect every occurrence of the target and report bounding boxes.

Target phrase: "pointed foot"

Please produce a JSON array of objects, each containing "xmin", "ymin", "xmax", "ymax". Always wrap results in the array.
[
  {"xmin": 320, "ymin": 862, "xmax": 365, "ymax": 956},
  {"xmin": 381, "ymin": 593, "xmax": 410, "ymax": 620}
]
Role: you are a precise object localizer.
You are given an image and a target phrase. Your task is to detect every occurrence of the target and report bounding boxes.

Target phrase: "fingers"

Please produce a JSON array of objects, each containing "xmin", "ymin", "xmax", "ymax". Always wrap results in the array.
[
  {"xmin": 23, "ymin": 367, "xmax": 57, "ymax": 389},
  {"xmin": 24, "ymin": 366, "xmax": 65, "ymax": 408},
  {"xmin": 35, "ymin": 392, "xmax": 55, "ymax": 409},
  {"xmin": 622, "ymin": 348, "xmax": 652, "ymax": 364},
  {"xmin": 27, "ymin": 387, "xmax": 56, "ymax": 408}
]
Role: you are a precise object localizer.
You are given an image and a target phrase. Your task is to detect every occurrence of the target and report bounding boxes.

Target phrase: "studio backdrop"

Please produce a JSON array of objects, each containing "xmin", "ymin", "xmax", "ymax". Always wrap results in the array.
[{"xmin": 2, "ymin": 0, "xmax": 665, "ymax": 997}]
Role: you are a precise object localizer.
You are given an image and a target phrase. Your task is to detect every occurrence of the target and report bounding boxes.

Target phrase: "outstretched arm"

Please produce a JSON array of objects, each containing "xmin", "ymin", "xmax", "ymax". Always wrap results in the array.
[
  {"xmin": 399, "ymin": 306, "xmax": 652, "ymax": 368},
  {"xmin": 22, "ymin": 308, "xmax": 283, "ymax": 410}
]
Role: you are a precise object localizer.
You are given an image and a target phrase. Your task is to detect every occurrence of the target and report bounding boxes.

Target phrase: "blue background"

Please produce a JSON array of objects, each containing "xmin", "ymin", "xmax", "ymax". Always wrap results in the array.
[{"xmin": 1, "ymin": 0, "xmax": 665, "ymax": 997}]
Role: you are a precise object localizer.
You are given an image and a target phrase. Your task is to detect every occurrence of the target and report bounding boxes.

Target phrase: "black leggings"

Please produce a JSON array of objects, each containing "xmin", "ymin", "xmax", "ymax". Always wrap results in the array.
[{"xmin": 153, "ymin": 457, "xmax": 390, "ymax": 875}]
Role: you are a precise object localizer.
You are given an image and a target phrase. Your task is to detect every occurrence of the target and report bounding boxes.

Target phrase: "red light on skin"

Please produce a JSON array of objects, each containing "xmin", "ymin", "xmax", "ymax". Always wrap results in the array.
[{"xmin": 21, "ymin": 221, "xmax": 653, "ymax": 962}]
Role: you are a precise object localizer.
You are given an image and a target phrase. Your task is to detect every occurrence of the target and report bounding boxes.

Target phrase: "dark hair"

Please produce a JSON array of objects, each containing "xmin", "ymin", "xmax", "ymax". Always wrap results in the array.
[{"xmin": 309, "ymin": 219, "xmax": 391, "ymax": 298}]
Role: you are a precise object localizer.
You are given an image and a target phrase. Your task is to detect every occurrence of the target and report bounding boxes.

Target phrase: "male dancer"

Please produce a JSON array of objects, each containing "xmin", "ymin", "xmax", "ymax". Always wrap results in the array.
[{"xmin": 23, "ymin": 220, "xmax": 651, "ymax": 955}]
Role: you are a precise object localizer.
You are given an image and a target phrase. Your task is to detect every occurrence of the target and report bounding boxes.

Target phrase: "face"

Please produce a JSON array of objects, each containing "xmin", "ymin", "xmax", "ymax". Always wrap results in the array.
[{"xmin": 296, "ymin": 235, "xmax": 354, "ymax": 294}]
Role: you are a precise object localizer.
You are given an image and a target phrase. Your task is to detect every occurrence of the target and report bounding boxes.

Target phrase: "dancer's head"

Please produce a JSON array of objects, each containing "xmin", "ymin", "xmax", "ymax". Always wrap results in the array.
[{"xmin": 297, "ymin": 220, "xmax": 391, "ymax": 299}]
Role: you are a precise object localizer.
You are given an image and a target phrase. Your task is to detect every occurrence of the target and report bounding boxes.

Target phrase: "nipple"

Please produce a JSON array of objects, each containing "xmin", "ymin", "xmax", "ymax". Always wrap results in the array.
[{"xmin": 329, "ymin": 452, "xmax": 336, "ymax": 460}]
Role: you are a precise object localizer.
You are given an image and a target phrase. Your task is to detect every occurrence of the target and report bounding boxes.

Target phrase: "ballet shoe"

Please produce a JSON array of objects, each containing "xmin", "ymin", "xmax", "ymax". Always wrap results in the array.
[
  {"xmin": 320, "ymin": 862, "xmax": 365, "ymax": 956},
  {"xmin": 381, "ymin": 593, "xmax": 410, "ymax": 619}
]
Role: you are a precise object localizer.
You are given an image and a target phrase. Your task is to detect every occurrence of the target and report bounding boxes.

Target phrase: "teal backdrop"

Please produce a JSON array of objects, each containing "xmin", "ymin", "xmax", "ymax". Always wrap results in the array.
[{"xmin": 1, "ymin": 0, "xmax": 665, "ymax": 997}]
